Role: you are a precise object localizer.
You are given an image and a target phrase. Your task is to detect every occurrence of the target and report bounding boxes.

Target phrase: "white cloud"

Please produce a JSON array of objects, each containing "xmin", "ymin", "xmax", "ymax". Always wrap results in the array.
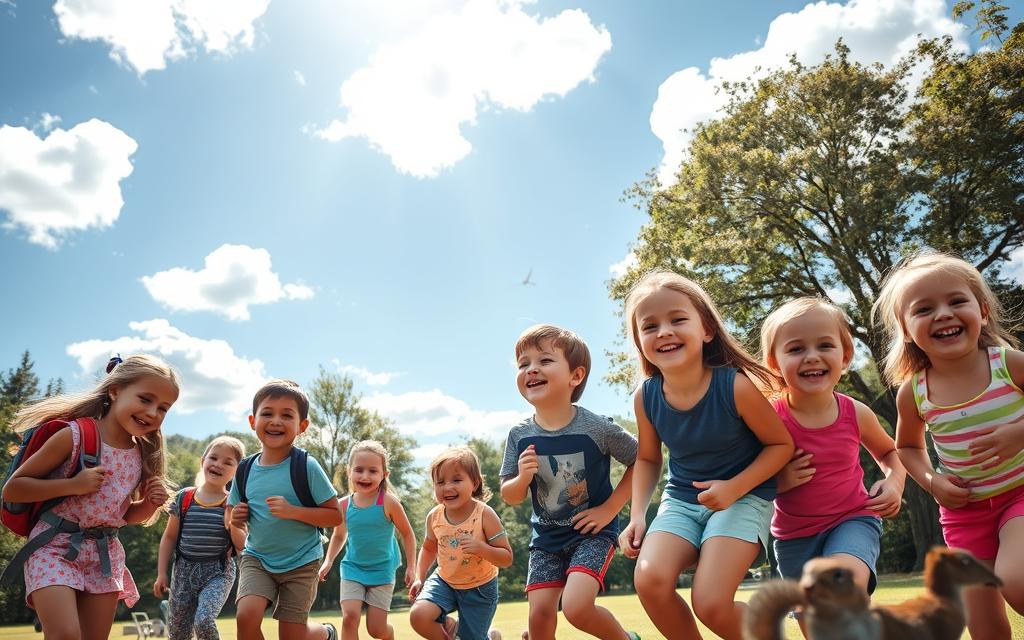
[
  {"xmin": 331, "ymin": 359, "xmax": 400, "ymax": 386},
  {"xmin": 313, "ymin": 0, "xmax": 611, "ymax": 177},
  {"xmin": 608, "ymin": 251, "xmax": 638, "ymax": 278},
  {"xmin": 0, "ymin": 118, "xmax": 137, "ymax": 249},
  {"xmin": 36, "ymin": 113, "xmax": 62, "ymax": 133},
  {"xmin": 650, "ymin": 0, "xmax": 966, "ymax": 186},
  {"xmin": 1005, "ymin": 247, "xmax": 1024, "ymax": 285},
  {"xmin": 293, "ymin": 70, "xmax": 306, "ymax": 87},
  {"xmin": 362, "ymin": 389, "xmax": 526, "ymax": 440},
  {"xmin": 53, "ymin": 0, "xmax": 270, "ymax": 75},
  {"xmin": 66, "ymin": 319, "xmax": 267, "ymax": 416},
  {"xmin": 141, "ymin": 244, "xmax": 314, "ymax": 321}
]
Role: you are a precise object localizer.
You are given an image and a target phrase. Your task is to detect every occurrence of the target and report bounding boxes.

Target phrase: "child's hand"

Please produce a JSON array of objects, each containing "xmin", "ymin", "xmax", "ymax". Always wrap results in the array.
[
  {"xmin": 230, "ymin": 503, "xmax": 250, "ymax": 527},
  {"xmin": 571, "ymin": 504, "xmax": 615, "ymax": 535},
  {"xmin": 777, "ymin": 448, "xmax": 815, "ymax": 493},
  {"xmin": 618, "ymin": 519, "xmax": 645, "ymax": 559},
  {"xmin": 72, "ymin": 466, "xmax": 106, "ymax": 495},
  {"xmin": 865, "ymin": 478, "xmax": 903, "ymax": 519},
  {"xmin": 518, "ymin": 445, "xmax": 539, "ymax": 481},
  {"xmin": 404, "ymin": 566, "xmax": 415, "ymax": 589},
  {"xmin": 144, "ymin": 477, "xmax": 170, "ymax": 506},
  {"xmin": 967, "ymin": 420, "xmax": 1024, "ymax": 470},
  {"xmin": 317, "ymin": 560, "xmax": 331, "ymax": 582},
  {"xmin": 458, "ymin": 537, "xmax": 488, "ymax": 558},
  {"xmin": 153, "ymin": 573, "xmax": 169, "ymax": 597},
  {"xmin": 692, "ymin": 479, "xmax": 740, "ymax": 511},
  {"xmin": 930, "ymin": 473, "xmax": 970, "ymax": 509},
  {"xmin": 409, "ymin": 579, "xmax": 423, "ymax": 600},
  {"xmin": 266, "ymin": 496, "xmax": 294, "ymax": 519}
]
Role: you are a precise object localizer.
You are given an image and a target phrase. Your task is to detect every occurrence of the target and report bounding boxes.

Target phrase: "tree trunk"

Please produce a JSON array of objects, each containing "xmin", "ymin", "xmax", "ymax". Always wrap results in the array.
[{"xmin": 903, "ymin": 481, "xmax": 943, "ymax": 569}]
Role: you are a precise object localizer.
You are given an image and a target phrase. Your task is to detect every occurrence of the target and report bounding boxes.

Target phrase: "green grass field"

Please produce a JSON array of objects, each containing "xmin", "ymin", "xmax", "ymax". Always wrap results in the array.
[{"xmin": 2, "ymin": 577, "xmax": 1021, "ymax": 639}]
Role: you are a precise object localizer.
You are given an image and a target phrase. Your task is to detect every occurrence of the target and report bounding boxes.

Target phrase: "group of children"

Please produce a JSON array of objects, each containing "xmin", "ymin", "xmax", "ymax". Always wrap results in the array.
[{"xmin": 2, "ymin": 249, "xmax": 1023, "ymax": 640}]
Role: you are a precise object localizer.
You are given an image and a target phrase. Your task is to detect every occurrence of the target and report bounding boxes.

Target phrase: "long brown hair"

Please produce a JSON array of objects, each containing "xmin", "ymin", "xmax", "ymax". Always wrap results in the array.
[
  {"xmin": 624, "ymin": 270, "xmax": 774, "ymax": 387},
  {"xmin": 11, "ymin": 354, "xmax": 180, "ymax": 526}
]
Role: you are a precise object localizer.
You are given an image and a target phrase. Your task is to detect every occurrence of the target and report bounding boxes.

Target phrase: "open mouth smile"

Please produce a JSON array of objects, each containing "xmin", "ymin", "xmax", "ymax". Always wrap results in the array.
[
  {"xmin": 933, "ymin": 327, "xmax": 963, "ymax": 339},
  {"xmin": 656, "ymin": 344, "xmax": 682, "ymax": 353}
]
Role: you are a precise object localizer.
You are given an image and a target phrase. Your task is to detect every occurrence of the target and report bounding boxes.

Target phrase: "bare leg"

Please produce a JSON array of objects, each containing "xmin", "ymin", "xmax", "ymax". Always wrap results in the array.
[
  {"xmin": 633, "ymin": 531, "xmax": 702, "ymax": 640},
  {"xmin": 279, "ymin": 619, "xmax": 331, "ymax": 640},
  {"xmin": 32, "ymin": 585, "xmax": 81, "ymax": 640},
  {"xmin": 340, "ymin": 599, "xmax": 362, "ymax": 640},
  {"xmin": 996, "ymin": 516, "xmax": 1024, "ymax": 615},
  {"xmin": 409, "ymin": 600, "xmax": 447, "ymax": 640},
  {"xmin": 560, "ymin": 572, "xmax": 630, "ymax": 639},
  {"xmin": 690, "ymin": 536, "xmax": 760, "ymax": 640},
  {"xmin": 526, "ymin": 587, "xmax": 561, "ymax": 640},
  {"xmin": 76, "ymin": 590, "xmax": 119, "ymax": 640},
  {"xmin": 365, "ymin": 605, "xmax": 394, "ymax": 640},
  {"xmin": 237, "ymin": 595, "xmax": 271, "ymax": 640}
]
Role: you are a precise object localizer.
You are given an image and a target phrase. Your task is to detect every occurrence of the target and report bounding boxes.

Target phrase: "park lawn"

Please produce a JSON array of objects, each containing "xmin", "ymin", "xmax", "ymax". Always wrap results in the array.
[{"xmin": 2, "ymin": 577, "xmax": 1021, "ymax": 639}]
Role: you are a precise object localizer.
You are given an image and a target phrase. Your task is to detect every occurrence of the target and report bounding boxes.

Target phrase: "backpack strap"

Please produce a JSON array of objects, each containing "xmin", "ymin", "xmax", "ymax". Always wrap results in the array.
[
  {"xmin": 174, "ymin": 487, "xmax": 197, "ymax": 558},
  {"xmin": 75, "ymin": 418, "xmax": 101, "ymax": 470},
  {"xmin": 289, "ymin": 448, "xmax": 317, "ymax": 508},
  {"xmin": 235, "ymin": 454, "xmax": 259, "ymax": 504}
]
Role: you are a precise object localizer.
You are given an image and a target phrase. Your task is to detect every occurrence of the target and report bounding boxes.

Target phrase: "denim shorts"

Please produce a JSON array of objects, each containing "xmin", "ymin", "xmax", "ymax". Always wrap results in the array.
[
  {"xmin": 648, "ymin": 493, "xmax": 772, "ymax": 550},
  {"xmin": 417, "ymin": 573, "xmax": 498, "ymax": 640},
  {"xmin": 774, "ymin": 515, "xmax": 882, "ymax": 594}
]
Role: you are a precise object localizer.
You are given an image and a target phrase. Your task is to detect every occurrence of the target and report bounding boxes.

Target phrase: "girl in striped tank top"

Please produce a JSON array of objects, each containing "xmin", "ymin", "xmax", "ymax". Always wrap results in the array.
[
  {"xmin": 318, "ymin": 440, "xmax": 417, "ymax": 640},
  {"xmin": 876, "ymin": 251, "xmax": 1024, "ymax": 639},
  {"xmin": 155, "ymin": 435, "xmax": 247, "ymax": 640}
]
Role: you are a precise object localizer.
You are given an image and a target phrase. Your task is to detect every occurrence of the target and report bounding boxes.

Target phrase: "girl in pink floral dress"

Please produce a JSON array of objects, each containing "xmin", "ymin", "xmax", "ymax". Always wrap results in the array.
[{"xmin": 2, "ymin": 354, "xmax": 179, "ymax": 640}]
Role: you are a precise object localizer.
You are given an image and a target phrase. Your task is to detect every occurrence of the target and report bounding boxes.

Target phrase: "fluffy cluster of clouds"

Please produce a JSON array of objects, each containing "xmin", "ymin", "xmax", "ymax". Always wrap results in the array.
[
  {"xmin": 54, "ymin": 0, "xmax": 270, "ymax": 75},
  {"xmin": 141, "ymin": 244, "xmax": 314, "ymax": 321},
  {"xmin": 650, "ymin": 0, "xmax": 967, "ymax": 186},
  {"xmin": 66, "ymin": 319, "xmax": 267, "ymax": 417},
  {"xmin": 313, "ymin": 0, "xmax": 611, "ymax": 177},
  {"xmin": 0, "ymin": 118, "xmax": 137, "ymax": 248},
  {"xmin": 362, "ymin": 389, "xmax": 526, "ymax": 441}
]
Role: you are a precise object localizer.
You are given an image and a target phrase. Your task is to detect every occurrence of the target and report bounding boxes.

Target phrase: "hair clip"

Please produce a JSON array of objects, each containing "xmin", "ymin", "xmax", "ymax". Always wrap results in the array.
[{"xmin": 106, "ymin": 354, "xmax": 123, "ymax": 374}]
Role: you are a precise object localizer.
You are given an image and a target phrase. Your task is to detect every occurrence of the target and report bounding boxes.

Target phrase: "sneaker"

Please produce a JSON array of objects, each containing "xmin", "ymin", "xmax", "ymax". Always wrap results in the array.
[
  {"xmin": 627, "ymin": 633, "xmax": 641, "ymax": 640},
  {"xmin": 488, "ymin": 630, "xmax": 503, "ymax": 640},
  {"xmin": 324, "ymin": 622, "xmax": 337, "ymax": 640}
]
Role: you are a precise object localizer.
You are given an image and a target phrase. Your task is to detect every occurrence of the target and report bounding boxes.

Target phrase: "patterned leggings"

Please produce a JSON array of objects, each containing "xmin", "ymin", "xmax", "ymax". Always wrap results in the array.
[{"xmin": 168, "ymin": 556, "xmax": 236, "ymax": 640}]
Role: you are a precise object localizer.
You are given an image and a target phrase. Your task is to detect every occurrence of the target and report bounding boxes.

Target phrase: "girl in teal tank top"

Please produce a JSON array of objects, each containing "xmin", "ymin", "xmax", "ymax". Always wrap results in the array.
[{"xmin": 318, "ymin": 441, "xmax": 417, "ymax": 639}]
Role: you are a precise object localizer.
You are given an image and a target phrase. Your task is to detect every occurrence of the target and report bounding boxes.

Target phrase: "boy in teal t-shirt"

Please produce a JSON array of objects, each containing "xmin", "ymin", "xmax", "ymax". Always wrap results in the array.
[{"xmin": 227, "ymin": 379, "xmax": 342, "ymax": 640}]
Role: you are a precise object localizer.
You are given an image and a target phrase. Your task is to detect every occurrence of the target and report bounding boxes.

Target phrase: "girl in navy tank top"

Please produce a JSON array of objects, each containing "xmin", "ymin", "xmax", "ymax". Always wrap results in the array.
[{"xmin": 618, "ymin": 270, "xmax": 793, "ymax": 640}]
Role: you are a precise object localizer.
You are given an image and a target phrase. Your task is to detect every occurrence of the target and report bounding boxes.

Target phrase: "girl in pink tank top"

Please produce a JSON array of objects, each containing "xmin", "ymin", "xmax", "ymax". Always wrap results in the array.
[
  {"xmin": 761, "ymin": 298, "xmax": 906, "ymax": 603},
  {"xmin": 1, "ymin": 354, "xmax": 179, "ymax": 640}
]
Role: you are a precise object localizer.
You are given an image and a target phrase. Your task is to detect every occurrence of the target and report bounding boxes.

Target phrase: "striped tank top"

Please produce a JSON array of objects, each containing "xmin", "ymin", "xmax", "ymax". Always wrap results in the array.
[{"xmin": 912, "ymin": 346, "xmax": 1024, "ymax": 501}]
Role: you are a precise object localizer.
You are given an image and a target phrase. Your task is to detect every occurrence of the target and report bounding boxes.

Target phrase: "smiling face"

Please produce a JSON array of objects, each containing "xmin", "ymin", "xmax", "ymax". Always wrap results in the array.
[
  {"xmin": 634, "ymin": 287, "xmax": 713, "ymax": 375},
  {"xmin": 516, "ymin": 339, "xmax": 585, "ymax": 408},
  {"xmin": 432, "ymin": 460, "xmax": 477, "ymax": 512},
  {"xmin": 248, "ymin": 395, "xmax": 308, "ymax": 453},
  {"xmin": 901, "ymin": 271, "xmax": 988, "ymax": 364},
  {"xmin": 348, "ymin": 449, "xmax": 386, "ymax": 495},
  {"xmin": 107, "ymin": 375, "xmax": 179, "ymax": 439},
  {"xmin": 202, "ymin": 443, "xmax": 241, "ymax": 488},
  {"xmin": 770, "ymin": 306, "xmax": 852, "ymax": 398}
]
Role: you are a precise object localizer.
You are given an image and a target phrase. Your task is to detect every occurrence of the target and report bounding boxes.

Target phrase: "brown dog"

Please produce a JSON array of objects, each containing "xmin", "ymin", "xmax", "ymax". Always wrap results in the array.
[{"xmin": 743, "ymin": 547, "xmax": 1001, "ymax": 640}]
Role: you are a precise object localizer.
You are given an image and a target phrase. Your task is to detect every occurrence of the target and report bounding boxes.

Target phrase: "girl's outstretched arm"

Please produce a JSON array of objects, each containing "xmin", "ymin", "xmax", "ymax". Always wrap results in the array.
[
  {"xmin": 267, "ymin": 496, "xmax": 343, "ymax": 527},
  {"xmin": 385, "ymin": 493, "xmax": 419, "ymax": 587},
  {"xmin": 458, "ymin": 505, "xmax": 512, "ymax": 568},
  {"xmin": 694, "ymin": 374, "xmax": 793, "ymax": 511},
  {"xmin": 153, "ymin": 512, "xmax": 178, "ymax": 597},
  {"xmin": 318, "ymin": 506, "xmax": 348, "ymax": 582},
  {"xmin": 2, "ymin": 428, "xmax": 102, "ymax": 503},
  {"xmin": 409, "ymin": 509, "xmax": 439, "ymax": 600},
  {"xmin": 856, "ymin": 400, "xmax": 906, "ymax": 519},
  {"xmin": 895, "ymin": 381, "xmax": 969, "ymax": 509},
  {"xmin": 620, "ymin": 387, "xmax": 663, "ymax": 558}
]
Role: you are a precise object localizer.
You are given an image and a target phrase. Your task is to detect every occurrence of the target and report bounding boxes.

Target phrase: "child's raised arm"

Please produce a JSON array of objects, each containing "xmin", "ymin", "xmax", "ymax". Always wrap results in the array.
[
  {"xmin": 153, "ymin": 509, "xmax": 178, "ymax": 597},
  {"xmin": 268, "ymin": 495, "xmax": 343, "ymax": 527},
  {"xmin": 458, "ymin": 505, "xmax": 512, "ymax": 569},
  {"xmin": 855, "ymin": 400, "xmax": 906, "ymax": 519},
  {"xmin": 895, "ymin": 381, "xmax": 969, "ymax": 509},
  {"xmin": 124, "ymin": 477, "xmax": 170, "ymax": 524},
  {"xmin": 318, "ymin": 504, "xmax": 348, "ymax": 582},
  {"xmin": 500, "ymin": 444, "xmax": 538, "ymax": 505},
  {"xmin": 1, "ymin": 428, "xmax": 102, "ymax": 503},
  {"xmin": 692, "ymin": 374, "xmax": 792, "ymax": 511},
  {"xmin": 384, "ymin": 493, "xmax": 418, "ymax": 588},
  {"xmin": 409, "ymin": 509, "xmax": 440, "ymax": 600},
  {"xmin": 620, "ymin": 387, "xmax": 664, "ymax": 558},
  {"xmin": 965, "ymin": 349, "xmax": 1024, "ymax": 469}
]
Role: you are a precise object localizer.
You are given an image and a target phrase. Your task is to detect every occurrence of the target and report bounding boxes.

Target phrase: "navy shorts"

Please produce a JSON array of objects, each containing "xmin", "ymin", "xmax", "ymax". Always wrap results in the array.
[
  {"xmin": 774, "ymin": 515, "xmax": 882, "ymax": 593},
  {"xmin": 526, "ymin": 537, "xmax": 616, "ymax": 592},
  {"xmin": 417, "ymin": 573, "xmax": 498, "ymax": 640}
]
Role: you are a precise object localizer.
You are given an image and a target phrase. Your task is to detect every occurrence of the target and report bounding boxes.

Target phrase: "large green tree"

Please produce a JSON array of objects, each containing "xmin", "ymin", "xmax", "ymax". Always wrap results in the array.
[{"xmin": 611, "ymin": 13, "xmax": 1023, "ymax": 568}]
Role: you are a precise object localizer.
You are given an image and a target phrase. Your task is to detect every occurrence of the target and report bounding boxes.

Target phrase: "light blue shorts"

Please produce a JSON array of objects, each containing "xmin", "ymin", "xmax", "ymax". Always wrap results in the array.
[
  {"xmin": 774, "ymin": 515, "xmax": 882, "ymax": 594},
  {"xmin": 648, "ymin": 493, "xmax": 772, "ymax": 550}
]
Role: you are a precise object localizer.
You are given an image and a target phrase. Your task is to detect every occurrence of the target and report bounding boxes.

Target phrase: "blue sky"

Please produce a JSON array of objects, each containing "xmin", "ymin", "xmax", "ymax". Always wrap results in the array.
[{"xmin": 2, "ymin": 0, "xmax": 1019, "ymax": 465}]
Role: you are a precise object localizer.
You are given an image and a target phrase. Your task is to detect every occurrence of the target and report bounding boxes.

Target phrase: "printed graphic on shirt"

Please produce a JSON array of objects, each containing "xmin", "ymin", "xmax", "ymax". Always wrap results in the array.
[{"xmin": 536, "ymin": 452, "xmax": 588, "ymax": 526}]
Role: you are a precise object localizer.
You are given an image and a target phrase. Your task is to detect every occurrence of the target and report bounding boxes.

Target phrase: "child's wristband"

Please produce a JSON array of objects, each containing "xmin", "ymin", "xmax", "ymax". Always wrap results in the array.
[
  {"xmin": 928, "ymin": 473, "xmax": 937, "ymax": 496},
  {"xmin": 487, "ymin": 529, "xmax": 507, "ymax": 542}
]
